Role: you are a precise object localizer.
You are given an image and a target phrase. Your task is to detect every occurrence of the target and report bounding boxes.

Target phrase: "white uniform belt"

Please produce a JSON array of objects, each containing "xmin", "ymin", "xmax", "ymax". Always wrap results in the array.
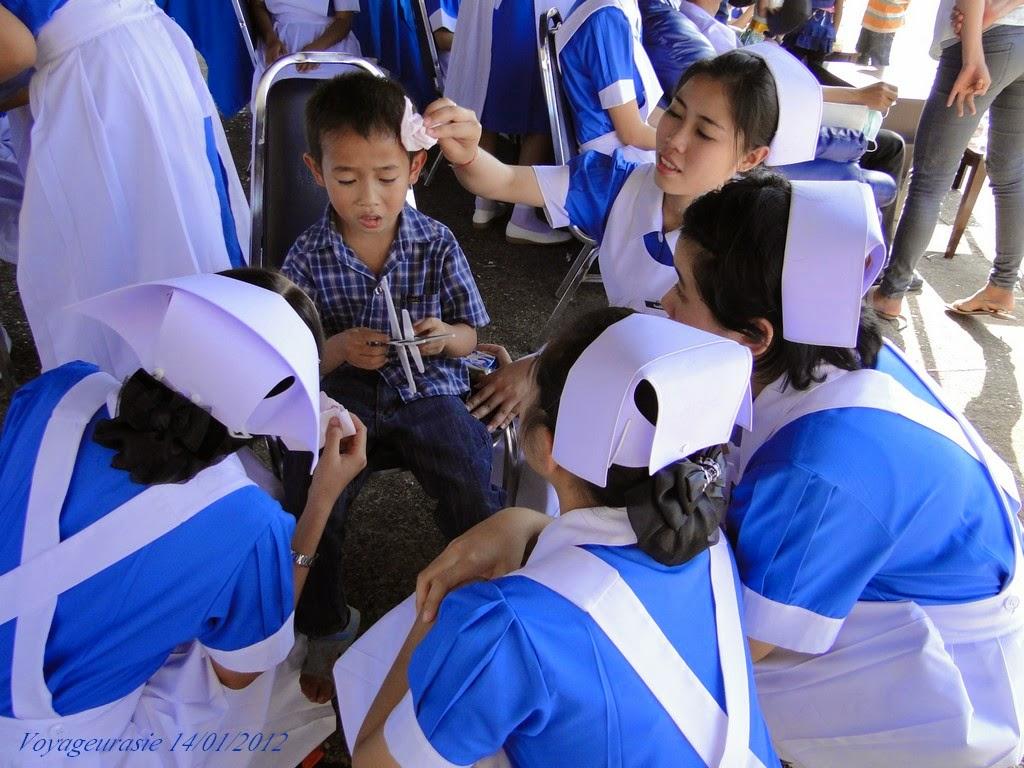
[
  {"xmin": 272, "ymin": 9, "xmax": 329, "ymax": 27},
  {"xmin": 36, "ymin": 0, "xmax": 160, "ymax": 67},
  {"xmin": 580, "ymin": 131, "xmax": 625, "ymax": 156},
  {"xmin": 921, "ymin": 576, "xmax": 1024, "ymax": 644}
]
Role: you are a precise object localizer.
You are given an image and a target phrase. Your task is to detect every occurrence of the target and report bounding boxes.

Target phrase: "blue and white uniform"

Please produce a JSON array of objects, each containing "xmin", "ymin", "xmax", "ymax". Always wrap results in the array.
[
  {"xmin": 3, "ymin": 0, "xmax": 249, "ymax": 374},
  {"xmin": 445, "ymin": 0, "xmax": 575, "ymax": 136},
  {"xmin": 250, "ymin": 0, "xmax": 361, "ymax": 98},
  {"xmin": 556, "ymin": 0, "xmax": 661, "ymax": 160},
  {"xmin": 677, "ymin": 0, "xmax": 738, "ymax": 53},
  {"xmin": 729, "ymin": 342, "xmax": 1024, "ymax": 768},
  {"xmin": 364, "ymin": 507, "xmax": 780, "ymax": 767},
  {"xmin": 0, "ymin": 362, "xmax": 332, "ymax": 767},
  {"xmin": 424, "ymin": 0, "xmax": 459, "ymax": 80},
  {"xmin": 534, "ymin": 150, "xmax": 676, "ymax": 313}
]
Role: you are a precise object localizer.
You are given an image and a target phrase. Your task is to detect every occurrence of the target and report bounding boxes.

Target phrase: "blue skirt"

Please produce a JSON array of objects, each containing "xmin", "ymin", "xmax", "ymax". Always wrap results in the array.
[{"xmin": 480, "ymin": 1, "xmax": 550, "ymax": 135}]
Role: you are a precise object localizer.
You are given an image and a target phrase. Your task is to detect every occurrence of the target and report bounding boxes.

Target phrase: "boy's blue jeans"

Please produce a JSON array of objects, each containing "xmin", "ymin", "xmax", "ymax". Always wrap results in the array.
[
  {"xmin": 879, "ymin": 25, "xmax": 1024, "ymax": 297},
  {"xmin": 283, "ymin": 368, "xmax": 506, "ymax": 638}
]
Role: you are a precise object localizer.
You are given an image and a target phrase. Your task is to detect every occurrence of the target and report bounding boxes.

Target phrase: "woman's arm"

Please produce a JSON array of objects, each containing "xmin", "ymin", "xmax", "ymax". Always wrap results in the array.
[
  {"xmin": 352, "ymin": 616, "xmax": 434, "ymax": 767},
  {"xmin": 302, "ymin": 11, "xmax": 356, "ymax": 52},
  {"xmin": 249, "ymin": 0, "xmax": 288, "ymax": 64},
  {"xmin": 0, "ymin": 7, "xmax": 35, "ymax": 83},
  {"xmin": 608, "ymin": 101, "xmax": 658, "ymax": 150},
  {"xmin": 423, "ymin": 99, "xmax": 546, "ymax": 207},
  {"xmin": 948, "ymin": 0, "xmax": 990, "ymax": 116},
  {"xmin": 822, "ymin": 83, "xmax": 898, "ymax": 110}
]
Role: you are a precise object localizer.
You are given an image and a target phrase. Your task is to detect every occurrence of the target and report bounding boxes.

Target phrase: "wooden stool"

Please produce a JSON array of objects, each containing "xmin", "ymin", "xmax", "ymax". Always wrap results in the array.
[{"xmin": 945, "ymin": 146, "xmax": 987, "ymax": 259}]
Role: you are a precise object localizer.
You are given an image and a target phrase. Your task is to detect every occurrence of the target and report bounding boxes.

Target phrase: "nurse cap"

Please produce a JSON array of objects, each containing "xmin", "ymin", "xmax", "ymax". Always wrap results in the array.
[
  {"xmin": 782, "ymin": 179, "xmax": 886, "ymax": 348},
  {"xmin": 743, "ymin": 42, "xmax": 822, "ymax": 167},
  {"xmin": 73, "ymin": 274, "xmax": 323, "ymax": 466},
  {"xmin": 552, "ymin": 314, "xmax": 753, "ymax": 487}
]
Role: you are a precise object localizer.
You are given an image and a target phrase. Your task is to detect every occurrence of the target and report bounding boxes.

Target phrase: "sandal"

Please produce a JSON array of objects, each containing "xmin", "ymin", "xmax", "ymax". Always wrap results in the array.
[
  {"xmin": 300, "ymin": 607, "xmax": 361, "ymax": 703},
  {"xmin": 945, "ymin": 301, "xmax": 1017, "ymax": 321}
]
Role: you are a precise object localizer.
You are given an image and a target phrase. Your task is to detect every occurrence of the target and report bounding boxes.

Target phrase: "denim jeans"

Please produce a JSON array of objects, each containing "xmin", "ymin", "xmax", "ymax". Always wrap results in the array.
[
  {"xmin": 283, "ymin": 368, "xmax": 506, "ymax": 637},
  {"xmin": 879, "ymin": 24, "xmax": 1024, "ymax": 297}
]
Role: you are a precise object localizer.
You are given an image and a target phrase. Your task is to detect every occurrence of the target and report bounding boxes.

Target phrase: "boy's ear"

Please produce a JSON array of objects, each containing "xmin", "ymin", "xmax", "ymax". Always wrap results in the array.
[
  {"xmin": 303, "ymin": 153, "xmax": 327, "ymax": 187},
  {"xmin": 407, "ymin": 149, "xmax": 428, "ymax": 185}
]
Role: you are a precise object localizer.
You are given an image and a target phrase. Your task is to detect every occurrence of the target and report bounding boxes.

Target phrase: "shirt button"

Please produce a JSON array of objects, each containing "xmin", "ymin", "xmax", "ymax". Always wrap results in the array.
[
  {"xmin": 374, "ymin": 285, "xmax": 383, "ymax": 295},
  {"xmin": 1005, "ymin": 596, "xmax": 1020, "ymax": 613}
]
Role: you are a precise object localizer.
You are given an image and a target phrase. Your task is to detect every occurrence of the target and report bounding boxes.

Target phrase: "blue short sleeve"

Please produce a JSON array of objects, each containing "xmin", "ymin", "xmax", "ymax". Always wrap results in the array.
[
  {"xmin": 564, "ymin": 7, "xmax": 640, "ymax": 110},
  {"xmin": 533, "ymin": 149, "xmax": 638, "ymax": 242},
  {"xmin": 425, "ymin": 0, "xmax": 459, "ymax": 31},
  {"xmin": 407, "ymin": 581, "xmax": 552, "ymax": 766},
  {"xmin": 198, "ymin": 491, "xmax": 297, "ymax": 672},
  {"xmin": 727, "ymin": 457, "xmax": 897, "ymax": 655},
  {"xmin": 438, "ymin": 229, "xmax": 490, "ymax": 328}
]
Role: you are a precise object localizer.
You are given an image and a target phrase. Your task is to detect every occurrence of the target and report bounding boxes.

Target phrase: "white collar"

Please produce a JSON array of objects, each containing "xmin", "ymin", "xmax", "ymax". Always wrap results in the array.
[{"xmin": 528, "ymin": 507, "xmax": 638, "ymax": 565}]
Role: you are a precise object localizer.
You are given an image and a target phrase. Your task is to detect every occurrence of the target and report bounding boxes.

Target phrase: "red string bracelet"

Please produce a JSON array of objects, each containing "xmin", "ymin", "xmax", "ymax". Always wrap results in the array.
[{"xmin": 450, "ymin": 147, "xmax": 479, "ymax": 169}]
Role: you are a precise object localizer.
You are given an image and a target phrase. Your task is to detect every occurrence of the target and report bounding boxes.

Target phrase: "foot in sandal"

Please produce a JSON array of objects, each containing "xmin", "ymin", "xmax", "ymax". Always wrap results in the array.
[
  {"xmin": 300, "ymin": 606, "xmax": 361, "ymax": 704},
  {"xmin": 946, "ymin": 284, "xmax": 1016, "ymax": 319},
  {"xmin": 869, "ymin": 287, "xmax": 904, "ymax": 322}
]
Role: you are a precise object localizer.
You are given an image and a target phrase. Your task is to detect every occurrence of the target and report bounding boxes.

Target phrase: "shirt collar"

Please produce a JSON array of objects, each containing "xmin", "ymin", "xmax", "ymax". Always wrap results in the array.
[
  {"xmin": 317, "ymin": 203, "xmax": 432, "ymax": 271},
  {"xmin": 527, "ymin": 507, "xmax": 638, "ymax": 565}
]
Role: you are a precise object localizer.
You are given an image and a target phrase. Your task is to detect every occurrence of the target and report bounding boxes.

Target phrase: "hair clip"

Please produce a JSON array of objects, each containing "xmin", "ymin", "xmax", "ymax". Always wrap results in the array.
[{"xmin": 400, "ymin": 97, "xmax": 438, "ymax": 152}]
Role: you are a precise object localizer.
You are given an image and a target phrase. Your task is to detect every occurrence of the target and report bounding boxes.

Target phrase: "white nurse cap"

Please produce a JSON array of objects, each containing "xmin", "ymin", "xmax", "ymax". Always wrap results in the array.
[
  {"xmin": 73, "ymin": 274, "xmax": 323, "ymax": 465},
  {"xmin": 552, "ymin": 314, "xmax": 753, "ymax": 487},
  {"xmin": 743, "ymin": 42, "xmax": 822, "ymax": 167},
  {"xmin": 782, "ymin": 179, "xmax": 886, "ymax": 348}
]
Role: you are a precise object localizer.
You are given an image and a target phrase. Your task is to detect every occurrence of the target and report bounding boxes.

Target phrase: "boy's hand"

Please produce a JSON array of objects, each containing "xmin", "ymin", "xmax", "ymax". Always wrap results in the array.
[
  {"xmin": 308, "ymin": 414, "xmax": 368, "ymax": 511},
  {"xmin": 332, "ymin": 328, "xmax": 390, "ymax": 370},
  {"xmin": 412, "ymin": 317, "xmax": 450, "ymax": 356},
  {"xmin": 854, "ymin": 82, "xmax": 898, "ymax": 111},
  {"xmin": 423, "ymin": 98, "xmax": 482, "ymax": 166}
]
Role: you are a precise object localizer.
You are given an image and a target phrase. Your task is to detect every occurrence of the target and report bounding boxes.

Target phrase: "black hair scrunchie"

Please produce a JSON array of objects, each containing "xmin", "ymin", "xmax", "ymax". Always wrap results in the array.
[{"xmin": 624, "ymin": 449, "xmax": 728, "ymax": 566}]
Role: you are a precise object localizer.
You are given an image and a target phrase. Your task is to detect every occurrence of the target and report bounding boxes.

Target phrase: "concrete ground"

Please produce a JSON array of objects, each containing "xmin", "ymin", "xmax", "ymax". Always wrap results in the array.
[{"xmin": 1, "ymin": 106, "xmax": 1020, "ymax": 766}]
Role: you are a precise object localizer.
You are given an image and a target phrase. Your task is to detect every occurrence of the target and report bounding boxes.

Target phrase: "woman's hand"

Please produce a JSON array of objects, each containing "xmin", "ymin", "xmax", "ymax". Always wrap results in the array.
[
  {"xmin": 264, "ymin": 35, "xmax": 288, "ymax": 66},
  {"xmin": 415, "ymin": 507, "xmax": 554, "ymax": 621},
  {"xmin": 308, "ymin": 414, "xmax": 368, "ymax": 511},
  {"xmin": 467, "ymin": 348, "xmax": 537, "ymax": 432},
  {"xmin": 947, "ymin": 58, "xmax": 991, "ymax": 117},
  {"xmin": 423, "ymin": 98, "xmax": 482, "ymax": 166}
]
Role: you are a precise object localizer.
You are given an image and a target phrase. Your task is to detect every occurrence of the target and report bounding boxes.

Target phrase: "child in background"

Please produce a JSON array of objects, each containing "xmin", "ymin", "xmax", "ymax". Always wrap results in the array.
[
  {"xmin": 249, "ymin": 0, "xmax": 360, "ymax": 89},
  {"xmin": 281, "ymin": 72, "xmax": 505, "ymax": 704},
  {"xmin": 856, "ymin": 0, "xmax": 910, "ymax": 66},
  {"xmin": 557, "ymin": 0, "xmax": 663, "ymax": 161},
  {"xmin": 445, "ymin": 0, "xmax": 573, "ymax": 244}
]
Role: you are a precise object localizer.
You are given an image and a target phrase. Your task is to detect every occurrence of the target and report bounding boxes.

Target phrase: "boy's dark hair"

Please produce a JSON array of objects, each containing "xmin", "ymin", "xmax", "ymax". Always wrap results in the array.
[
  {"xmin": 304, "ymin": 72, "xmax": 408, "ymax": 165},
  {"xmin": 674, "ymin": 49, "xmax": 780, "ymax": 153},
  {"xmin": 93, "ymin": 268, "xmax": 325, "ymax": 485},
  {"xmin": 681, "ymin": 172, "xmax": 882, "ymax": 391}
]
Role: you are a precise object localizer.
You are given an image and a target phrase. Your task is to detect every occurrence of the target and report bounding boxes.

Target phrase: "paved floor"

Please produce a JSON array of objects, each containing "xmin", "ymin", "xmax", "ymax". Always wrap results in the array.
[{"xmin": 1, "ymin": 108, "xmax": 1020, "ymax": 766}]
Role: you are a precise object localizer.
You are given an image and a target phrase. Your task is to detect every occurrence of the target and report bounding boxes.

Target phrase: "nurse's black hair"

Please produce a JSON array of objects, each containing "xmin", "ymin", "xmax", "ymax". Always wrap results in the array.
[
  {"xmin": 93, "ymin": 268, "xmax": 325, "ymax": 485},
  {"xmin": 305, "ymin": 71, "xmax": 412, "ymax": 165},
  {"xmin": 673, "ymin": 49, "xmax": 780, "ymax": 154},
  {"xmin": 531, "ymin": 308, "xmax": 726, "ymax": 566},
  {"xmin": 681, "ymin": 172, "xmax": 883, "ymax": 390}
]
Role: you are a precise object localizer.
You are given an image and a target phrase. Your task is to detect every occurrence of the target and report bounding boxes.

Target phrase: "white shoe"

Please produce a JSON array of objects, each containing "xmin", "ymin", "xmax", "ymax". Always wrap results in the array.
[
  {"xmin": 472, "ymin": 198, "xmax": 507, "ymax": 229},
  {"xmin": 505, "ymin": 220, "xmax": 572, "ymax": 246}
]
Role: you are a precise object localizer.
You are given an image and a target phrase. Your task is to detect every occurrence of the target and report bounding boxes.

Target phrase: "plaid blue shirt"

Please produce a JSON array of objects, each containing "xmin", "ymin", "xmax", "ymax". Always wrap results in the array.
[{"xmin": 282, "ymin": 204, "xmax": 490, "ymax": 402}]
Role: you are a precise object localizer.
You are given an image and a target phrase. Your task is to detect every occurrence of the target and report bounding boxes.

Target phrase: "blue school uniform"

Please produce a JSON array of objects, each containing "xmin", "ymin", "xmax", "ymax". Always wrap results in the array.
[
  {"xmin": 355, "ymin": 0, "xmax": 436, "ymax": 109},
  {"xmin": 1, "ymin": 0, "xmax": 67, "ymax": 34},
  {"xmin": 401, "ymin": 508, "xmax": 781, "ymax": 767},
  {"xmin": 728, "ymin": 343, "xmax": 1024, "ymax": 767},
  {"xmin": 0, "ymin": 362, "xmax": 296, "ymax": 717},
  {"xmin": 534, "ymin": 150, "xmax": 677, "ymax": 312},
  {"xmin": 424, "ymin": 0, "xmax": 458, "ymax": 31}
]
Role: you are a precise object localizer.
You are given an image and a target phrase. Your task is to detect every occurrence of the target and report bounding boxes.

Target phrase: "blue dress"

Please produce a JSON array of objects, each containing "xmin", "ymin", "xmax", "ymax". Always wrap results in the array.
[
  {"xmin": 479, "ymin": 0, "xmax": 549, "ymax": 135},
  {"xmin": 0, "ymin": 362, "xmax": 296, "ymax": 716},
  {"xmin": 405, "ymin": 509, "xmax": 781, "ymax": 767}
]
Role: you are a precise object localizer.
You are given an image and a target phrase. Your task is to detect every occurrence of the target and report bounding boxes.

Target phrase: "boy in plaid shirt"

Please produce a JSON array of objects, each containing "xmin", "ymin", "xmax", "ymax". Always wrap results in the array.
[{"xmin": 280, "ymin": 72, "xmax": 504, "ymax": 703}]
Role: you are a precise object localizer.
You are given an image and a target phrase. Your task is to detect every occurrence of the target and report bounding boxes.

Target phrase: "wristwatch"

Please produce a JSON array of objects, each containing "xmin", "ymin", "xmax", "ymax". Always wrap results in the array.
[{"xmin": 291, "ymin": 550, "xmax": 319, "ymax": 568}]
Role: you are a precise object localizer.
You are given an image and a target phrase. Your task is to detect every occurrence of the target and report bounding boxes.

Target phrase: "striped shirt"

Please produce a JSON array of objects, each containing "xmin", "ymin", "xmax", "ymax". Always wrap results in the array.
[
  {"xmin": 282, "ymin": 204, "xmax": 490, "ymax": 402},
  {"xmin": 862, "ymin": 0, "xmax": 910, "ymax": 33}
]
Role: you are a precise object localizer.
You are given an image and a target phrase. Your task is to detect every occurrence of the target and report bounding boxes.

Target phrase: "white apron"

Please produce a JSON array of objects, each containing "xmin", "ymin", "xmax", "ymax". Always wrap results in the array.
[
  {"xmin": 599, "ymin": 162, "xmax": 677, "ymax": 314},
  {"xmin": 554, "ymin": 0, "xmax": 661, "ymax": 162},
  {"xmin": 17, "ymin": 0, "xmax": 250, "ymax": 374},
  {"xmin": 250, "ymin": 0, "xmax": 362, "ymax": 101},
  {"xmin": 0, "ymin": 372, "xmax": 332, "ymax": 767},
  {"xmin": 337, "ymin": 509, "xmax": 767, "ymax": 767},
  {"xmin": 739, "ymin": 342, "xmax": 1024, "ymax": 768},
  {"xmin": 444, "ymin": 0, "xmax": 576, "ymax": 117}
]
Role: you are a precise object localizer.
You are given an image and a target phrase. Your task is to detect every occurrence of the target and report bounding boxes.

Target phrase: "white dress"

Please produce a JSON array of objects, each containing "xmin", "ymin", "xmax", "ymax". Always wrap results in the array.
[{"xmin": 16, "ymin": 0, "xmax": 250, "ymax": 373}]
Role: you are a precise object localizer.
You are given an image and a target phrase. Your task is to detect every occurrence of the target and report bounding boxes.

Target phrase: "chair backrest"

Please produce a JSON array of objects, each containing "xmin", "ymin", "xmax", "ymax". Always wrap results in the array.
[
  {"xmin": 251, "ymin": 54, "xmax": 388, "ymax": 268},
  {"xmin": 411, "ymin": 0, "xmax": 445, "ymax": 96},
  {"xmin": 229, "ymin": 0, "xmax": 260, "ymax": 69},
  {"xmin": 537, "ymin": 8, "xmax": 578, "ymax": 168}
]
